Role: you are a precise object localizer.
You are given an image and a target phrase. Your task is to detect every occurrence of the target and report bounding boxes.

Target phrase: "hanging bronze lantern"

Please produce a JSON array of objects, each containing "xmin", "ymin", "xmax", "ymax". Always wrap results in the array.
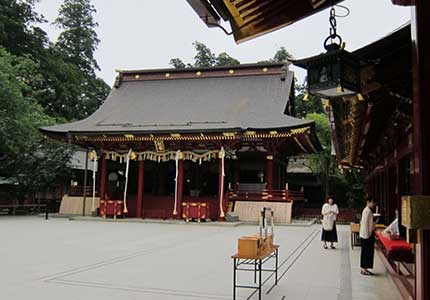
[{"xmin": 293, "ymin": 7, "xmax": 362, "ymax": 98}]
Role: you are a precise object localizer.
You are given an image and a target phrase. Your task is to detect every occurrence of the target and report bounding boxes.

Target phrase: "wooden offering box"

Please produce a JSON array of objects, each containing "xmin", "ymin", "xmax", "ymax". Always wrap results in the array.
[{"xmin": 238, "ymin": 236, "xmax": 262, "ymax": 257}]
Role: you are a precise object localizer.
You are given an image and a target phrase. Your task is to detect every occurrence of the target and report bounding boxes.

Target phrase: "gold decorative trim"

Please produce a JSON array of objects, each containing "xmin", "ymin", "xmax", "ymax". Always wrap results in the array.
[{"xmin": 74, "ymin": 127, "xmax": 311, "ymax": 143}]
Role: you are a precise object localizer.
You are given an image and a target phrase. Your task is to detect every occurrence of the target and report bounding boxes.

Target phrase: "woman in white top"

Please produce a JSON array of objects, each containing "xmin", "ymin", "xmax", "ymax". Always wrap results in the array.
[
  {"xmin": 321, "ymin": 196, "xmax": 339, "ymax": 249},
  {"xmin": 359, "ymin": 197, "xmax": 377, "ymax": 275}
]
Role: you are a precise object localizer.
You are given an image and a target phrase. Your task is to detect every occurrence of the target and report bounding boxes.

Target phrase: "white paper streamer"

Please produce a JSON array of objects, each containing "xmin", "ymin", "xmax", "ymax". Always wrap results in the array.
[
  {"xmin": 123, "ymin": 149, "xmax": 132, "ymax": 213},
  {"xmin": 219, "ymin": 147, "xmax": 225, "ymax": 218},
  {"xmin": 173, "ymin": 150, "xmax": 180, "ymax": 215},
  {"xmin": 91, "ymin": 151, "xmax": 97, "ymax": 212}
]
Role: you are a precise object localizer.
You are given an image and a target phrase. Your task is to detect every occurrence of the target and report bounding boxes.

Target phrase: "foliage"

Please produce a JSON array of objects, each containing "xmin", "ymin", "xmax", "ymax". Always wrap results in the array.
[
  {"xmin": 54, "ymin": 0, "xmax": 110, "ymax": 120},
  {"xmin": 170, "ymin": 41, "xmax": 241, "ymax": 68},
  {"xmin": 169, "ymin": 43, "xmax": 294, "ymax": 69},
  {"xmin": 193, "ymin": 41, "xmax": 217, "ymax": 67},
  {"xmin": 216, "ymin": 52, "xmax": 240, "ymax": 66},
  {"xmin": 257, "ymin": 46, "xmax": 294, "ymax": 64},
  {"xmin": 0, "ymin": 48, "xmax": 72, "ymax": 200},
  {"xmin": 169, "ymin": 58, "xmax": 186, "ymax": 69},
  {"xmin": 272, "ymin": 47, "xmax": 293, "ymax": 62},
  {"xmin": 306, "ymin": 113, "xmax": 330, "ymax": 148},
  {"xmin": 294, "ymin": 82, "xmax": 324, "ymax": 118},
  {"xmin": 0, "ymin": 0, "xmax": 110, "ymax": 201},
  {"xmin": 0, "ymin": 0, "xmax": 46, "ymax": 56},
  {"xmin": 54, "ymin": 0, "xmax": 100, "ymax": 75}
]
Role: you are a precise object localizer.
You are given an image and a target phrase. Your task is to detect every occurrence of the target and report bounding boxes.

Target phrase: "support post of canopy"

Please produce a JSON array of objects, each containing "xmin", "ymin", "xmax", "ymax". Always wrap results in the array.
[
  {"xmin": 100, "ymin": 154, "xmax": 107, "ymax": 201},
  {"xmin": 137, "ymin": 160, "xmax": 144, "ymax": 218},
  {"xmin": 233, "ymin": 159, "xmax": 240, "ymax": 191},
  {"xmin": 82, "ymin": 149, "xmax": 89, "ymax": 216},
  {"xmin": 265, "ymin": 155, "xmax": 274, "ymax": 195},
  {"xmin": 412, "ymin": 1, "xmax": 430, "ymax": 298}
]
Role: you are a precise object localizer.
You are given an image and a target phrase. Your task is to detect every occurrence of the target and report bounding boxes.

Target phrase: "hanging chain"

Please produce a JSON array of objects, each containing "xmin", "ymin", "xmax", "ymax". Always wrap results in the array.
[{"xmin": 324, "ymin": 7, "xmax": 343, "ymax": 51}]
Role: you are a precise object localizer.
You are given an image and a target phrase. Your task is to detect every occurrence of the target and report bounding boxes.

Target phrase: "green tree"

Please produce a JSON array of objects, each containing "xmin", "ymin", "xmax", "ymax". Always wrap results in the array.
[
  {"xmin": 294, "ymin": 82, "xmax": 324, "ymax": 118},
  {"xmin": 0, "ymin": 0, "xmax": 46, "ymax": 57},
  {"xmin": 54, "ymin": 0, "xmax": 110, "ymax": 120},
  {"xmin": 302, "ymin": 112, "xmax": 333, "ymax": 199},
  {"xmin": 54, "ymin": 0, "xmax": 100, "ymax": 75},
  {"xmin": 0, "ymin": 48, "xmax": 72, "ymax": 200},
  {"xmin": 169, "ymin": 41, "xmax": 241, "ymax": 68},
  {"xmin": 272, "ymin": 46, "xmax": 293, "ymax": 62},
  {"xmin": 169, "ymin": 58, "xmax": 186, "ymax": 68},
  {"xmin": 216, "ymin": 52, "xmax": 240, "ymax": 66},
  {"xmin": 193, "ymin": 41, "xmax": 216, "ymax": 67},
  {"xmin": 306, "ymin": 112, "xmax": 330, "ymax": 148},
  {"xmin": 258, "ymin": 46, "xmax": 294, "ymax": 64}
]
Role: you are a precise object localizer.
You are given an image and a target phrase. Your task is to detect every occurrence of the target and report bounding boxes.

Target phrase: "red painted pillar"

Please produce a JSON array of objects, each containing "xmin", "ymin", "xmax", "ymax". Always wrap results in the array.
[
  {"xmin": 218, "ymin": 156, "xmax": 225, "ymax": 219},
  {"xmin": 137, "ymin": 160, "xmax": 144, "ymax": 218},
  {"xmin": 265, "ymin": 155, "xmax": 274, "ymax": 194},
  {"xmin": 176, "ymin": 159, "xmax": 184, "ymax": 219},
  {"xmin": 412, "ymin": 1, "xmax": 430, "ymax": 299},
  {"xmin": 99, "ymin": 155, "xmax": 107, "ymax": 200}
]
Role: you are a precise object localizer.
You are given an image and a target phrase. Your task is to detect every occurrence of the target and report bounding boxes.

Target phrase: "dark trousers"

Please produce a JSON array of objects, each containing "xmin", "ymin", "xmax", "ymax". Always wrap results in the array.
[{"xmin": 360, "ymin": 234, "xmax": 375, "ymax": 269}]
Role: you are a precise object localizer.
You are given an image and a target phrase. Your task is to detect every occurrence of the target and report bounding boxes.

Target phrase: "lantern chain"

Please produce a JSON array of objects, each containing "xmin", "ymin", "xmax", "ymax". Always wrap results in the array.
[{"xmin": 324, "ymin": 7, "xmax": 343, "ymax": 51}]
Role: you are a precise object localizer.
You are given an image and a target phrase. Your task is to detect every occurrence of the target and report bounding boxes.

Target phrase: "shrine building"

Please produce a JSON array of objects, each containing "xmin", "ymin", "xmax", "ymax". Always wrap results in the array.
[{"xmin": 41, "ymin": 63, "xmax": 321, "ymax": 221}]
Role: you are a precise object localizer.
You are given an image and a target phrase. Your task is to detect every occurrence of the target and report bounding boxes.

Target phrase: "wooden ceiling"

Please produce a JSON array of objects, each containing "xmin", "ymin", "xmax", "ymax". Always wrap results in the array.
[{"xmin": 187, "ymin": 0, "xmax": 344, "ymax": 43}]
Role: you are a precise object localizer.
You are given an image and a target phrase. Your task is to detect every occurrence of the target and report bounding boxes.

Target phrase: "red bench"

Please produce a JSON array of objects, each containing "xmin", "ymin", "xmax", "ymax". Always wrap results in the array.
[{"xmin": 375, "ymin": 231, "xmax": 414, "ymax": 263}]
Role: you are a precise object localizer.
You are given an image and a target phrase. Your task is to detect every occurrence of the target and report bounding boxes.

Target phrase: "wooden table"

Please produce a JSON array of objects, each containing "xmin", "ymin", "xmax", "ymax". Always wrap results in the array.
[
  {"xmin": 350, "ymin": 223, "xmax": 360, "ymax": 249},
  {"xmin": 231, "ymin": 245, "xmax": 279, "ymax": 300}
]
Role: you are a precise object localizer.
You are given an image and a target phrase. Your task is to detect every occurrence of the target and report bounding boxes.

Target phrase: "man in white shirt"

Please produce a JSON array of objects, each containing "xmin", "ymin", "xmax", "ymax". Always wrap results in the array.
[{"xmin": 359, "ymin": 198, "xmax": 377, "ymax": 275}]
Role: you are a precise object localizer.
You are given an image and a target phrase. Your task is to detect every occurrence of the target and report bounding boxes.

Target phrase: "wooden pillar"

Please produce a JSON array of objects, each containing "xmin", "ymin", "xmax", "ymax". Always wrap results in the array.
[
  {"xmin": 82, "ymin": 149, "xmax": 89, "ymax": 216},
  {"xmin": 265, "ymin": 155, "xmax": 274, "ymax": 193},
  {"xmin": 176, "ymin": 159, "xmax": 184, "ymax": 219},
  {"xmin": 99, "ymin": 155, "xmax": 107, "ymax": 201},
  {"xmin": 137, "ymin": 160, "xmax": 144, "ymax": 218},
  {"xmin": 412, "ymin": 1, "xmax": 430, "ymax": 299}
]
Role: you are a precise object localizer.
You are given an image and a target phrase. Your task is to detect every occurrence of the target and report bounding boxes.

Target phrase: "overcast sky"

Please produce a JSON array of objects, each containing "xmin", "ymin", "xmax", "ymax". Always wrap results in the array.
[{"xmin": 35, "ymin": 0, "xmax": 410, "ymax": 86}]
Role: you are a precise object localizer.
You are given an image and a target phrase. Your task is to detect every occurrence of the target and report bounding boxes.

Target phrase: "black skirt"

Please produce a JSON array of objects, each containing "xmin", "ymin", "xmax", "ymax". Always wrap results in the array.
[
  {"xmin": 321, "ymin": 221, "xmax": 338, "ymax": 242},
  {"xmin": 360, "ymin": 233, "xmax": 375, "ymax": 269}
]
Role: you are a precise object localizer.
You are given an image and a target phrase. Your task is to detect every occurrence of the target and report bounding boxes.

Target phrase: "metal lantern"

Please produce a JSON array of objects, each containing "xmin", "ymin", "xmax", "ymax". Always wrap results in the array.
[{"xmin": 293, "ymin": 7, "xmax": 361, "ymax": 98}]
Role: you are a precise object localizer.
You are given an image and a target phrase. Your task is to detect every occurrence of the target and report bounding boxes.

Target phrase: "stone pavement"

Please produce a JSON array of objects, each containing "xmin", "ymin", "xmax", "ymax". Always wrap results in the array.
[{"xmin": 0, "ymin": 217, "xmax": 401, "ymax": 300}]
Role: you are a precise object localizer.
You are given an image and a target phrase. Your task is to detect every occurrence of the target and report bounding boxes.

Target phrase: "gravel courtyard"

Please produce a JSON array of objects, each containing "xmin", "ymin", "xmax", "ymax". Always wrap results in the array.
[{"xmin": 0, "ymin": 217, "xmax": 401, "ymax": 300}]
